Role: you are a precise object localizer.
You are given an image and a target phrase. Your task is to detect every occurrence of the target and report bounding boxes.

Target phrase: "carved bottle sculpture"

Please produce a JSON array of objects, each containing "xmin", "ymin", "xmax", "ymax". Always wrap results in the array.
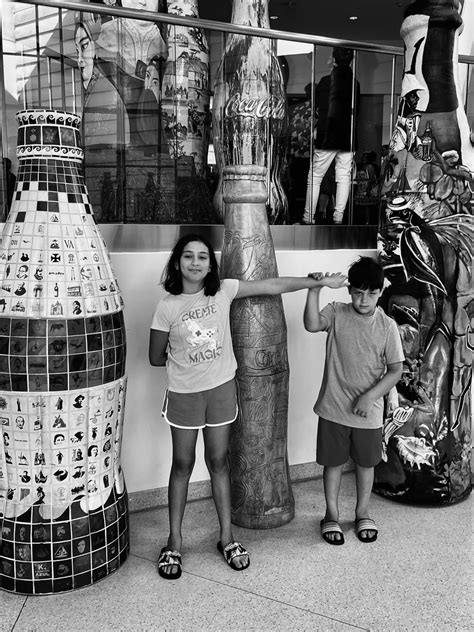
[
  {"xmin": 0, "ymin": 110, "xmax": 128, "ymax": 594},
  {"xmin": 214, "ymin": 0, "xmax": 294, "ymax": 528},
  {"xmin": 375, "ymin": 0, "xmax": 473, "ymax": 504},
  {"xmin": 212, "ymin": 0, "xmax": 289, "ymax": 224}
]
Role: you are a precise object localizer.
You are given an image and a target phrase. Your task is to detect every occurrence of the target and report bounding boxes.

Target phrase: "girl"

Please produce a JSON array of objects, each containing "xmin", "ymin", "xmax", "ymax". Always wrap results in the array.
[{"xmin": 149, "ymin": 233, "xmax": 334, "ymax": 579}]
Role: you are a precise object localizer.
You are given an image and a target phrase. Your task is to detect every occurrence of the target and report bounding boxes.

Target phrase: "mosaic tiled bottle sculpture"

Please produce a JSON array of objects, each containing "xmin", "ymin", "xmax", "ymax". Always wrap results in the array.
[
  {"xmin": 0, "ymin": 110, "xmax": 129, "ymax": 594},
  {"xmin": 374, "ymin": 0, "xmax": 473, "ymax": 504}
]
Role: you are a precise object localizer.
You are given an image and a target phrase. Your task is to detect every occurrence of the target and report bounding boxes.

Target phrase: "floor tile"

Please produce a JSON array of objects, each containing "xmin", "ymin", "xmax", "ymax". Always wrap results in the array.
[
  {"xmin": 0, "ymin": 592, "xmax": 27, "ymax": 632},
  {"xmin": 12, "ymin": 554, "xmax": 361, "ymax": 632},
  {"xmin": 2, "ymin": 473, "xmax": 473, "ymax": 632}
]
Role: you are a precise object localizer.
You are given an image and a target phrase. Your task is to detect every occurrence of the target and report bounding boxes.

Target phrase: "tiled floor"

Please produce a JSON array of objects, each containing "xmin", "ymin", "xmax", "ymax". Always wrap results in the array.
[{"xmin": 1, "ymin": 473, "xmax": 472, "ymax": 631}]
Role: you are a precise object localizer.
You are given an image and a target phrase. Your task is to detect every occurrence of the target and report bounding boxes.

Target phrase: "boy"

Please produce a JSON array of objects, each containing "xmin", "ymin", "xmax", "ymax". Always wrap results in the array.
[{"xmin": 304, "ymin": 257, "xmax": 404, "ymax": 544}]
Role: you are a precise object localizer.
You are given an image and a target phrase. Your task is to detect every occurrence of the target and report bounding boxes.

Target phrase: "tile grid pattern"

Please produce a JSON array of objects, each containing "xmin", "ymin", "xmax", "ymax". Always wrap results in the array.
[{"xmin": 0, "ymin": 110, "xmax": 129, "ymax": 595}]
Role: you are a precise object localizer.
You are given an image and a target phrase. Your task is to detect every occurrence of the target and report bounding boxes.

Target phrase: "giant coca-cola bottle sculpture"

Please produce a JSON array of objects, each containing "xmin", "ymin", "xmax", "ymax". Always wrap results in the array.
[
  {"xmin": 375, "ymin": 0, "xmax": 473, "ymax": 504},
  {"xmin": 0, "ymin": 110, "xmax": 129, "ymax": 594},
  {"xmin": 212, "ymin": 0, "xmax": 289, "ymax": 224},
  {"xmin": 215, "ymin": 1, "xmax": 294, "ymax": 528}
]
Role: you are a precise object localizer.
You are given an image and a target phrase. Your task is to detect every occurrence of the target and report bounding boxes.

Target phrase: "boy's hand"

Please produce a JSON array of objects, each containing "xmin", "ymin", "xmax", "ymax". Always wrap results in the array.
[
  {"xmin": 307, "ymin": 272, "xmax": 324, "ymax": 281},
  {"xmin": 352, "ymin": 393, "xmax": 375, "ymax": 417}
]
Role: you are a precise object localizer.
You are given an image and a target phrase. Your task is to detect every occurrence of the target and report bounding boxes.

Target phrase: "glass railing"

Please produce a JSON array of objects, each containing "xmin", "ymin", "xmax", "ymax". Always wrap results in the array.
[{"xmin": 1, "ymin": 0, "xmax": 473, "ymax": 251}]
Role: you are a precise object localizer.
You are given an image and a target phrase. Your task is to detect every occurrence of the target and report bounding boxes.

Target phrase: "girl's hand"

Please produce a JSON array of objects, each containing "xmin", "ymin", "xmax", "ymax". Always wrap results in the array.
[
  {"xmin": 320, "ymin": 272, "xmax": 348, "ymax": 288},
  {"xmin": 307, "ymin": 272, "xmax": 324, "ymax": 281}
]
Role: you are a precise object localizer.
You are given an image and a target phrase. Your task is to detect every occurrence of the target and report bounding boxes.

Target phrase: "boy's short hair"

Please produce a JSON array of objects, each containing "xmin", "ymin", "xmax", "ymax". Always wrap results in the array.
[{"xmin": 348, "ymin": 257, "xmax": 384, "ymax": 290}]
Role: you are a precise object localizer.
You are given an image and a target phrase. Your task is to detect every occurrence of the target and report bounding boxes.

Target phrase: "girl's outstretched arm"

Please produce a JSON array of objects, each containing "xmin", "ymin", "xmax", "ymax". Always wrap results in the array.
[
  {"xmin": 234, "ymin": 273, "xmax": 347, "ymax": 299},
  {"xmin": 235, "ymin": 275, "xmax": 322, "ymax": 299},
  {"xmin": 149, "ymin": 329, "xmax": 169, "ymax": 366}
]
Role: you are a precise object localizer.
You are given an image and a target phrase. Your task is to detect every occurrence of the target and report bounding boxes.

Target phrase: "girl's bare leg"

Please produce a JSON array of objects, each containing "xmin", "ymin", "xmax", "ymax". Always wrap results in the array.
[
  {"xmin": 163, "ymin": 426, "xmax": 198, "ymax": 576},
  {"xmin": 203, "ymin": 424, "xmax": 248, "ymax": 569}
]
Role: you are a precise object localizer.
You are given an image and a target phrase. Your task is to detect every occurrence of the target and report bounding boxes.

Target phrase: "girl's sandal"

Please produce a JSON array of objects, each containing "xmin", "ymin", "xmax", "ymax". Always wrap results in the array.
[
  {"xmin": 157, "ymin": 547, "xmax": 182, "ymax": 580},
  {"xmin": 217, "ymin": 540, "xmax": 250, "ymax": 571}
]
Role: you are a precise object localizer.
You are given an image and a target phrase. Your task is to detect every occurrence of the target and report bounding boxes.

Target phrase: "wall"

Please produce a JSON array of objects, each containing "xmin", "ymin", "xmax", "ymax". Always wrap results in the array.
[{"xmin": 111, "ymin": 247, "xmax": 375, "ymax": 496}]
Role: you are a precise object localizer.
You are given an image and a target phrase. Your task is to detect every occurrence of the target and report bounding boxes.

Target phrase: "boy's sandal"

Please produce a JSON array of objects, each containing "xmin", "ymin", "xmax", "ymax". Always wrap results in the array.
[
  {"xmin": 217, "ymin": 540, "xmax": 250, "ymax": 571},
  {"xmin": 320, "ymin": 519, "xmax": 345, "ymax": 545},
  {"xmin": 157, "ymin": 547, "xmax": 182, "ymax": 580},
  {"xmin": 356, "ymin": 518, "xmax": 378, "ymax": 543}
]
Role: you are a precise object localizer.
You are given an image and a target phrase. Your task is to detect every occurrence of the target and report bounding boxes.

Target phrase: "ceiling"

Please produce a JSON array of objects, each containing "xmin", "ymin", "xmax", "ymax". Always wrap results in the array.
[{"xmin": 197, "ymin": 0, "xmax": 413, "ymax": 44}]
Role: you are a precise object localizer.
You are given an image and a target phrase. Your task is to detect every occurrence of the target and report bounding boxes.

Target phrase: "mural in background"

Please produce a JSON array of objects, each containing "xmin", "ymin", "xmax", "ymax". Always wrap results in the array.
[
  {"xmin": 212, "ymin": 0, "xmax": 289, "ymax": 224},
  {"xmin": 75, "ymin": 1, "xmax": 182, "ymax": 223},
  {"xmin": 375, "ymin": 0, "xmax": 473, "ymax": 504},
  {"xmin": 161, "ymin": 0, "xmax": 211, "ymax": 177},
  {"xmin": 216, "ymin": 0, "xmax": 293, "ymax": 528},
  {"xmin": 160, "ymin": 0, "xmax": 215, "ymax": 220},
  {"xmin": 0, "ymin": 110, "xmax": 129, "ymax": 594}
]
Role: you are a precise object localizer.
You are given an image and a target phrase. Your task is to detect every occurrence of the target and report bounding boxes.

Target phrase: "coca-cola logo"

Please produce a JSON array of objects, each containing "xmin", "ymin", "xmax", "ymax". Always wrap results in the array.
[{"xmin": 224, "ymin": 93, "xmax": 286, "ymax": 120}]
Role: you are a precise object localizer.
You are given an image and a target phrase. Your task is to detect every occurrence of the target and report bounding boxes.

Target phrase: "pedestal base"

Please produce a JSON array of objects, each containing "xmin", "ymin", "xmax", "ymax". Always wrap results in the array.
[{"xmin": 232, "ymin": 505, "xmax": 294, "ymax": 530}]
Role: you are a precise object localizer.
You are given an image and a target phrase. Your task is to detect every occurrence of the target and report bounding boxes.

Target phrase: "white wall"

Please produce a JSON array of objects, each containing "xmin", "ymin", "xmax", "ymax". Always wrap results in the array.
[{"xmin": 112, "ymin": 248, "xmax": 376, "ymax": 494}]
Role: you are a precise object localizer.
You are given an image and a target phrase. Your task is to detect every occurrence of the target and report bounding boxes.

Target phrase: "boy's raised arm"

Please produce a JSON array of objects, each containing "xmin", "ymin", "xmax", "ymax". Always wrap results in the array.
[
  {"xmin": 304, "ymin": 286, "xmax": 326, "ymax": 332},
  {"xmin": 304, "ymin": 273, "xmax": 347, "ymax": 332}
]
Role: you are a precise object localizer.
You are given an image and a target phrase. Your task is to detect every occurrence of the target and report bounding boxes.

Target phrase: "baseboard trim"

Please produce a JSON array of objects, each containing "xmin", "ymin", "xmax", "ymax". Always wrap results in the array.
[{"xmin": 127, "ymin": 461, "xmax": 355, "ymax": 514}]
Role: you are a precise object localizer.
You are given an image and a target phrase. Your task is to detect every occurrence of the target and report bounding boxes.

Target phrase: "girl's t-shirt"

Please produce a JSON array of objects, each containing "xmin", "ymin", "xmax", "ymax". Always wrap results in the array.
[{"xmin": 150, "ymin": 279, "xmax": 239, "ymax": 393}]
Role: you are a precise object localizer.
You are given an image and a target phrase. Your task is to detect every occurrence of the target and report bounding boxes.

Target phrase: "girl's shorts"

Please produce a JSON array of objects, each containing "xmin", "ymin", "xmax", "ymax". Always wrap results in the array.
[
  {"xmin": 162, "ymin": 379, "xmax": 238, "ymax": 430},
  {"xmin": 316, "ymin": 417, "xmax": 382, "ymax": 468}
]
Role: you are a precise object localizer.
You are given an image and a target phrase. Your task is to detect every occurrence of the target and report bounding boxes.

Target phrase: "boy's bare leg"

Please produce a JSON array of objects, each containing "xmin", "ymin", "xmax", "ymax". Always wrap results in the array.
[
  {"xmin": 355, "ymin": 464, "xmax": 377, "ymax": 540},
  {"xmin": 322, "ymin": 464, "xmax": 344, "ymax": 543}
]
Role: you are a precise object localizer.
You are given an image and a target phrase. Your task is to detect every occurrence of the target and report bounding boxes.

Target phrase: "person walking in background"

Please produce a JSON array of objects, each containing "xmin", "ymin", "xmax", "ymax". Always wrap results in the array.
[
  {"xmin": 149, "ymin": 233, "xmax": 329, "ymax": 579},
  {"xmin": 303, "ymin": 47, "xmax": 360, "ymax": 225},
  {"xmin": 304, "ymin": 257, "xmax": 403, "ymax": 545}
]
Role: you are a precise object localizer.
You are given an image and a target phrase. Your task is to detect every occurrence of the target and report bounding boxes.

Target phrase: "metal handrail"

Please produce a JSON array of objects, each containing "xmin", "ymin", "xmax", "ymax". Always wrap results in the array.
[
  {"xmin": 14, "ymin": 0, "xmax": 406, "ymax": 55},
  {"xmin": 11, "ymin": 0, "xmax": 474, "ymax": 63}
]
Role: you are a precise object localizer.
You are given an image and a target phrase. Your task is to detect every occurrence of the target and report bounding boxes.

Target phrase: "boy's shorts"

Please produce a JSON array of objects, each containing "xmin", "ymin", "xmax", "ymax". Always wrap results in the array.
[
  {"xmin": 317, "ymin": 417, "xmax": 382, "ymax": 467},
  {"xmin": 162, "ymin": 379, "xmax": 238, "ymax": 430}
]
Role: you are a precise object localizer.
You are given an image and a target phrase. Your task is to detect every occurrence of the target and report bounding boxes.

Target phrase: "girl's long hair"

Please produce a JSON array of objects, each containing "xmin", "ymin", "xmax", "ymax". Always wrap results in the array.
[{"xmin": 162, "ymin": 233, "xmax": 221, "ymax": 296}]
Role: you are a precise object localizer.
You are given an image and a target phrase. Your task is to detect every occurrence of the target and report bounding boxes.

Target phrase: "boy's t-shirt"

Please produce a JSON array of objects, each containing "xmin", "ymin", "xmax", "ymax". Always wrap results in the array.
[
  {"xmin": 314, "ymin": 302, "xmax": 404, "ymax": 429},
  {"xmin": 150, "ymin": 279, "xmax": 239, "ymax": 393}
]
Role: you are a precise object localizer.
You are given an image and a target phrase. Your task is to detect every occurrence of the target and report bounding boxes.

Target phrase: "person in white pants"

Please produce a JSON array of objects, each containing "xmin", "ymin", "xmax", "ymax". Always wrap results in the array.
[
  {"xmin": 303, "ymin": 47, "xmax": 359, "ymax": 225},
  {"xmin": 304, "ymin": 150, "xmax": 353, "ymax": 224}
]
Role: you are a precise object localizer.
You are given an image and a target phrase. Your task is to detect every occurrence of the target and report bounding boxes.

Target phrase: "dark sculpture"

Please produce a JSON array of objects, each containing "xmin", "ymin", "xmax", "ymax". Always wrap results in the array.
[{"xmin": 375, "ymin": 0, "xmax": 473, "ymax": 504}]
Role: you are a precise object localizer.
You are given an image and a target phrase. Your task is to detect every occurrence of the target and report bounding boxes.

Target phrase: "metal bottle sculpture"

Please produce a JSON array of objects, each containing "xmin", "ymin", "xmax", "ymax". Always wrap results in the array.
[
  {"xmin": 215, "ymin": 1, "xmax": 293, "ymax": 529},
  {"xmin": 161, "ymin": 0, "xmax": 211, "ymax": 178},
  {"xmin": 0, "ymin": 110, "xmax": 128, "ymax": 594},
  {"xmin": 375, "ymin": 0, "xmax": 473, "ymax": 504},
  {"xmin": 212, "ymin": 0, "xmax": 289, "ymax": 224},
  {"xmin": 220, "ymin": 168, "xmax": 294, "ymax": 529}
]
